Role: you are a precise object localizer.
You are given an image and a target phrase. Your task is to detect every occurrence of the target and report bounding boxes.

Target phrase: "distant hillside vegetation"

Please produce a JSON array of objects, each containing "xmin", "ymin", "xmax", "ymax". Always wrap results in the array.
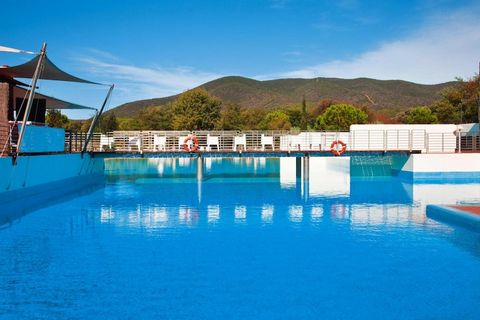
[{"xmin": 108, "ymin": 76, "xmax": 456, "ymax": 117}]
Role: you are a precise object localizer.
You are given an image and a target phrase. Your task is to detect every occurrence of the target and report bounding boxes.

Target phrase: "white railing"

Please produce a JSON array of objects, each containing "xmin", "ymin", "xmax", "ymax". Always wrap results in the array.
[{"xmin": 63, "ymin": 129, "xmax": 471, "ymax": 154}]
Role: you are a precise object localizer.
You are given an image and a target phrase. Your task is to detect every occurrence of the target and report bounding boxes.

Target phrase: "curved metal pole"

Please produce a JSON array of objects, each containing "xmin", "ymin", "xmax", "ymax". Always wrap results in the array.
[
  {"xmin": 16, "ymin": 42, "xmax": 47, "ymax": 155},
  {"xmin": 82, "ymin": 84, "xmax": 114, "ymax": 153}
]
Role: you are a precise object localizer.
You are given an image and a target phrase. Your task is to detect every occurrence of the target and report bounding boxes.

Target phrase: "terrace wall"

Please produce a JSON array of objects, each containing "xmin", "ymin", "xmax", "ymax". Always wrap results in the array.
[{"xmin": 0, "ymin": 82, "xmax": 11, "ymax": 155}]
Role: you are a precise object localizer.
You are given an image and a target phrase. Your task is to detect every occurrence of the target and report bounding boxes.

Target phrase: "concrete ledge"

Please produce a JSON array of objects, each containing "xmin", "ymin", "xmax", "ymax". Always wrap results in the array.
[
  {"xmin": 426, "ymin": 204, "xmax": 480, "ymax": 231},
  {"xmin": 95, "ymin": 150, "xmax": 412, "ymax": 159}
]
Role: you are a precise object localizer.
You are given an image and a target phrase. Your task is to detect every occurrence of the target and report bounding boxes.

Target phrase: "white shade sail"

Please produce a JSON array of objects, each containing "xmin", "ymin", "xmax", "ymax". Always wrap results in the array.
[{"xmin": 0, "ymin": 45, "xmax": 34, "ymax": 54}]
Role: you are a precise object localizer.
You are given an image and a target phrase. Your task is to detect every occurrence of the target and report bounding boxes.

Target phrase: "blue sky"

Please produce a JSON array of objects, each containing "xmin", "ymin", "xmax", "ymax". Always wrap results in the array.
[{"xmin": 1, "ymin": 0, "xmax": 479, "ymax": 118}]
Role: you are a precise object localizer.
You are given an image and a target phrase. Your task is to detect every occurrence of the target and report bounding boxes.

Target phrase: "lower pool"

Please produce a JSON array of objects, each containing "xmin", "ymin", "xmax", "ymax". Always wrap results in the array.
[{"xmin": 1, "ymin": 157, "xmax": 480, "ymax": 319}]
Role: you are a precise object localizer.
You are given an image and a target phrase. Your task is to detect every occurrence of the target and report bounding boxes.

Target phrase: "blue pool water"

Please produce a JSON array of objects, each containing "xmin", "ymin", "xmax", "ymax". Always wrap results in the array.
[{"xmin": 1, "ymin": 157, "xmax": 480, "ymax": 319}]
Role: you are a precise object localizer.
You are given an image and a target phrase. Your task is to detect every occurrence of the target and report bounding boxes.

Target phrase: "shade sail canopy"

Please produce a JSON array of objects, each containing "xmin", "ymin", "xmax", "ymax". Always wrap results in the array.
[
  {"xmin": 0, "ymin": 75, "xmax": 31, "ymax": 87},
  {"xmin": 0, "ymin": 45, "xmax": 34, "ymax": 54},
  {"xmin": 13, "ymin": 86, "xmax": 96, "ymax": 110},
  {"xmin": 0, "ymin": 54, "xmax": 101, "ymax": 85}
]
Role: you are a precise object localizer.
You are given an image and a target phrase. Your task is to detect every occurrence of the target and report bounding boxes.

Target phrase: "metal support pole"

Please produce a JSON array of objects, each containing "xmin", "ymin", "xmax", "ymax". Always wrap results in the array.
[
  {"xmin": 82, "ymin": 84, "xmax": 114, "ymax": 153},
  {"xmin": 196, "ymin": 157, "xmax": 203, "ymax": 204},
  {"xmin": 16, "ymin": 42, "xmax": 47, "ymax": 155},
  {"xmin": 302, "ymin": 155, "xmax": 310, "ymax": 201},
  {"xmin": 303, "ymin": 155, "xmax": 309, "ymax": 182},
  {"xmin": 69, "ymin": 131, "xmax": 72, "ymax": 153},
  {"xmin": 197, "ymin": 156, "xmax": 204, "ymax": 181},
  {"xmin": 296, "ymin": 156, "xmax": 302, "ymax": 179}
]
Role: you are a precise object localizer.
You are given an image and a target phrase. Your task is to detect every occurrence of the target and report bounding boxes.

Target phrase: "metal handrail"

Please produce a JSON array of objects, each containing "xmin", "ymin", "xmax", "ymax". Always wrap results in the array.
[
  {"xmin": 0, "ymin": 122, "xmax": 13, "ymax": 157},
  {"xmin": 0, "ymin": 127, "xmax": 474, "ymax": 156},
  {"xmin": 61, "ymin": 129, "xmax": 479, "ymax": 154}
]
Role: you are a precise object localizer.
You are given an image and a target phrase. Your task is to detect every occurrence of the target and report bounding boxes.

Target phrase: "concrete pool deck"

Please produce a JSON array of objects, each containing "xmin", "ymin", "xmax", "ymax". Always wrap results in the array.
[{"xmin": 426, "ymin": 204, "xmax": 480, "ymax": 231}]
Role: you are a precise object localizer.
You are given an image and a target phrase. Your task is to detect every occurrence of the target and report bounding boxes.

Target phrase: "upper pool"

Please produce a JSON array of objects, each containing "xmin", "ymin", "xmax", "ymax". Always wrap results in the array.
[{"xmin": 1, "ymin": 157, "xmax": 479, "ymax": 319}]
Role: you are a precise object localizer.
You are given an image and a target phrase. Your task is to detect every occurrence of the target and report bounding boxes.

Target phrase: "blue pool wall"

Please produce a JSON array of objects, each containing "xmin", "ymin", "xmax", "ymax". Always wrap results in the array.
[
  {"xmin": 351, "ymin": 153, "xmax": 480, "ymax": 182},
  {"xmin": 1, "ymin": 152, "xmax": 480, "ymax": 206},
  {"xmin": 100, "ymin": 150, "xmax": 480, "ymax": 182},
  {"xmin": 0, "ymin": 153, "xmax": 104, "ymax": 204}
]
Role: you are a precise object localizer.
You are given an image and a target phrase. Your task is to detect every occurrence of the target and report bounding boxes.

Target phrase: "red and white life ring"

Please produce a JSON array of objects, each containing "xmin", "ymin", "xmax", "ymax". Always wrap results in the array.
[
  {"xmin": 183, "ymin": 135, "xmax": 199, "ymax": 152},
  {"xmin": 330, "ymin": 140, "xmax": 347, "ymax": 156}
]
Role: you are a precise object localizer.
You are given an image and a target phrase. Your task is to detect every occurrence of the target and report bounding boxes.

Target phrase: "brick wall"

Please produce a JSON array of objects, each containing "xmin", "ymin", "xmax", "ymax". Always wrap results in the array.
[{"xmin": 0, "ymin": 82, "xmax": 10, "ymax": 155}]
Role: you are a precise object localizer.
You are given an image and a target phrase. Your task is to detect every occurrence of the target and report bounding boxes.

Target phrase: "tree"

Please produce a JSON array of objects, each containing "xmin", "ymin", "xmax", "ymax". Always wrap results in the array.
[
  {"xmin": 433, "ymin": 75, "xmax": 479, "ymax": 123},
  {"xmin": 46, "ymin": 109, "xmax": 70, "ymax": 128},
  {"xmin": 404, "ymin": 106, "xmax": 438, "ymax": 124},
  {"xmin": 310, "ymin": 99, "xmax": 334, "ymax": 120},
  {"xmin": 314, "ymin": 104, "xmax": 368, "ymax": 131},
  {"xmin": 260, "ymin": 111, "xmax": 292, "ymax": 130},
  {"xmin": 135, "ymin": 105, "xmax": 173, "ymax": 130},
  {"xmin": 81, "ymin": 119, "xmax": 92, "ymax": 132},
  {"xmin": 97, "ymin": 113, "xmax": 118, "ymax": 133},
  {"xmin": 285, "ymin": 106, "xmax": 302, "ymax": 128},
  {"xmin": 65, "ymin": 120, "xmax": 84, "ymax": 132},
  {"xmin": 300, "ymin": 96, "xmax": 308, "ymax": 130},
  {"xmin": 431, "ymin": 100, "xmax": 460, "ymax": 124},
  {"xmin": 372, "ymin": 111, "xmax": 396, "ymax": 124},
  {"xmin": 241, "ymin": 108, "xmax": 267, "ymax": 129},
  {"xmin": 217, "ymin": 103, "xmax": 244, "ymax": 130},
  {"xmin": 172, "ymin": 88, "xmax": 221, "ymax": 130},
  {"xmin": 117, "ymin": 117, "xmax": 141, "ymax": 130}
]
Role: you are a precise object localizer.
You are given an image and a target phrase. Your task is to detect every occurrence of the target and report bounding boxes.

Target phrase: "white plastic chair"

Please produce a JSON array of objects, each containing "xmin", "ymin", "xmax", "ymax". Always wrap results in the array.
[
  {"xmin": 100, "ymin": 134, "xmax": 113, "ymax": 151},
  {"xmin": 128, "ymin": 136, "xmax": 141, "ymax": 151},
  {"xmin": 261, "ymin": 134, "xmax": 274, "ymax": 151},
  {"xmin": 233, "ymin": 134, "xmax": 246, "ymax": 151},
  {"xmin": 207, "ymin": 134, "xmax": 219, "ymax": 151},
  {"xmin": 153, "ymin": 135, "xmax": 166, "ymax": 151}
]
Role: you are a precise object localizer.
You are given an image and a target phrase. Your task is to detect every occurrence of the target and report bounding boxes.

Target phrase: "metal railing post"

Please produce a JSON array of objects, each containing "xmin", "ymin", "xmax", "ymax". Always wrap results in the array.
[
  {"xmin": 409, "ymin": 130, "xmax": 412, "ymax": 152},
  {"xmin": 442, "ymin": 133, "xmax": 444, "ymax": 153},
  {"xmin": 351, "ymin": 131, "xmax": 355, "ymax": 151},
  {"xmin": 426, "ymin": 132, "xmax": 429, "ymax": 153},
  {"xmin": 396, "ymin": 130, "xmax": 399, "ymax": 150},
  {"xmin": 368, "ymin": 130, "xmax": 370, "ymax": 151},
  {"xmin": 383, "ymin": 130, "xmax": 386, "ymax": 152},
  {"xmin": 457, "ymin": 129, "xmax": 462, "ymax": 153}
]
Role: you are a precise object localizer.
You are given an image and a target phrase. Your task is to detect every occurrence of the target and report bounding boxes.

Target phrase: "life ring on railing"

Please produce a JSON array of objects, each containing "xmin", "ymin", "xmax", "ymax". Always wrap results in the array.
[
  {"xmin": 183, "ymin": 135, "xmax": 199, "ymax": 152},
  {"xmin": 330, "ymin": 140, "xmax": 347, "ymax": 156}
]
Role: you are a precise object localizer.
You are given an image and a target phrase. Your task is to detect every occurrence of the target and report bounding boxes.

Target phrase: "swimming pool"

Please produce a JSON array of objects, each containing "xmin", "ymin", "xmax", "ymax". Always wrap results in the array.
[{"xmin": 1, "ymin": 157, "xmax": 479, "ymax": 319}]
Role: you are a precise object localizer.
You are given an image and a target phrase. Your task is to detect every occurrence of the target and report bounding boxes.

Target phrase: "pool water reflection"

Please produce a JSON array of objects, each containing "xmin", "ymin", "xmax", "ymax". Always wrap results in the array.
[{"xmin": 1, "ymin": 157, "xmax": 479, "ymax": 319}]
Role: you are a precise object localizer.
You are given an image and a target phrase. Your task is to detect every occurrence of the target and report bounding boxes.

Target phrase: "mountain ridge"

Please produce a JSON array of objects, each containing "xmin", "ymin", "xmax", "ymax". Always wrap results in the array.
[{"xmin": 108, "ymin": 76, "xmax": 456, "ymax": 117}]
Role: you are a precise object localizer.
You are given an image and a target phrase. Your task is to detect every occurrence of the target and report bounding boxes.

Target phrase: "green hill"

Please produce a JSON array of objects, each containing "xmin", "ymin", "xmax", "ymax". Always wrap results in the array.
[{"xmin": 108, "ymin": 76, "xmax": 456, "ymax": 117}]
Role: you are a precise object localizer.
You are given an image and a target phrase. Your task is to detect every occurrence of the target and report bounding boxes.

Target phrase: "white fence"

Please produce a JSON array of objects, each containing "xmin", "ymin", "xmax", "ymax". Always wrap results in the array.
[{"xmin": 67, "ymin": 129, "xmax": 463, "ymax": 153}]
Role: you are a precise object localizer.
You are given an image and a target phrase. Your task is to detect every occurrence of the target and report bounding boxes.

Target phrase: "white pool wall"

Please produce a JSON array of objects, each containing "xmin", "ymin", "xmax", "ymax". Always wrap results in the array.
[{"xmin": 400, "ymin": 153, "xmax": 480, "ymax": 180}]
